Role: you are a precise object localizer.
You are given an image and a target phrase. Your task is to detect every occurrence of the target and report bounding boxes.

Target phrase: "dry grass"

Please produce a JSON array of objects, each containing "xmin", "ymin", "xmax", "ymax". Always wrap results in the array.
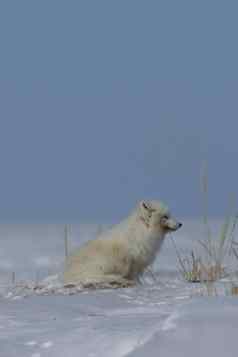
[
  {"xmin": 11, "ymin": 271, "xmax": 16, "ymax": 285},
  {"xmin": 171, "ymin": 237, "xmax": 227, "ymax": 283},
  {"xmin": 231, "ymin": 285, "xmax": 238, "ymax": 295},
  {"xmin": 172, "ymin": 165, "xmax": 238, "ymax": 284},
  {"xmin": 64, "ymin": 224, "xmax": 70, "ymax": 259}
]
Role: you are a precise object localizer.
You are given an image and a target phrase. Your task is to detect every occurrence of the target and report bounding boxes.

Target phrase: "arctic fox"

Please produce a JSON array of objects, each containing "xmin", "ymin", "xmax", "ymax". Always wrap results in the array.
[{"xmin": 63, "ymin": 200, "xmax": 182, "ymax": 288}]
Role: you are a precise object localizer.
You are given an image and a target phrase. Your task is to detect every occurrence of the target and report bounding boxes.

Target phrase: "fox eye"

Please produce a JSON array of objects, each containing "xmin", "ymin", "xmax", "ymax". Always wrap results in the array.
[{"xmin": 163, "ymin": 215, "xmax": 169, "ymax": 220}]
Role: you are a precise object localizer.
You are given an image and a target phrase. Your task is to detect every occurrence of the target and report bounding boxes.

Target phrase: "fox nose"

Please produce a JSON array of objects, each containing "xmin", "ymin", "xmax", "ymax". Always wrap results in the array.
[{"xmin": 177, "ymin": 222, "xmax": 182, "ymax": 228}]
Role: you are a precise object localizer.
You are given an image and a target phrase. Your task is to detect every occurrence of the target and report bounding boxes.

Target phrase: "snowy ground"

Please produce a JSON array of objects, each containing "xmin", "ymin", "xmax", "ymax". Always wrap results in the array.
[{"xmin": 0, "ymin": 221, "xmax": 238, "ymax": 357}]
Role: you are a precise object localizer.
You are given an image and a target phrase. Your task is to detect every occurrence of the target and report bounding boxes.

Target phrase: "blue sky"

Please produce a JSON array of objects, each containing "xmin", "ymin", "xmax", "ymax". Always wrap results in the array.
[{"xmin": 0, "ymin": 1, "xmax": 238, "ymax": 221}]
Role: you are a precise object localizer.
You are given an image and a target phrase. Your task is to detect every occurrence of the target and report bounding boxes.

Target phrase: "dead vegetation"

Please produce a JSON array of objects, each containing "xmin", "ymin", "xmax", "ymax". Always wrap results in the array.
[{"xmin": 172, "ymin": 165, "xmax": 238, "ymax": 284}]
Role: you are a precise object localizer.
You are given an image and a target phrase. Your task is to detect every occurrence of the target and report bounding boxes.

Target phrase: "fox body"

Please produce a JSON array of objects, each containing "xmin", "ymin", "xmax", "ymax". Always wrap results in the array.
[{"xmin": 63, "ymin": 200, "xmax": 182, "ymax": 287}]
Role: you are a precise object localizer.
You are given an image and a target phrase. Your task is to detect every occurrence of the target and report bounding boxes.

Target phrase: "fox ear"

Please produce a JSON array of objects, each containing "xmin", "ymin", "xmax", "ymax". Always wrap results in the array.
[
  {"xmin": 140, "ymin": 201, "xmax": 153, "ymax": 212},
  {"xmin": 139, "ymin": 201, "xmax": 152, "ymax": 227},
  {"xmin": 141, "ymin": 201, "xmax": 149, "ymax": 210}
]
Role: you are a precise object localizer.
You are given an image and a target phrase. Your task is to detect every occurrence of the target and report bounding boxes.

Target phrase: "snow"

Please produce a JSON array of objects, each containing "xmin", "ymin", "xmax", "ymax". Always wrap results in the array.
[
  {"xmin": 129, "ymin": 297, "xmax": 238, "ymax": 357},
  {"xmin": 0, "ymin": 221, "xmax": 238, "ymax": 356},
  {"xmin": 0, "ymin": 287, "xmax": 182, "ymax": 357}
]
